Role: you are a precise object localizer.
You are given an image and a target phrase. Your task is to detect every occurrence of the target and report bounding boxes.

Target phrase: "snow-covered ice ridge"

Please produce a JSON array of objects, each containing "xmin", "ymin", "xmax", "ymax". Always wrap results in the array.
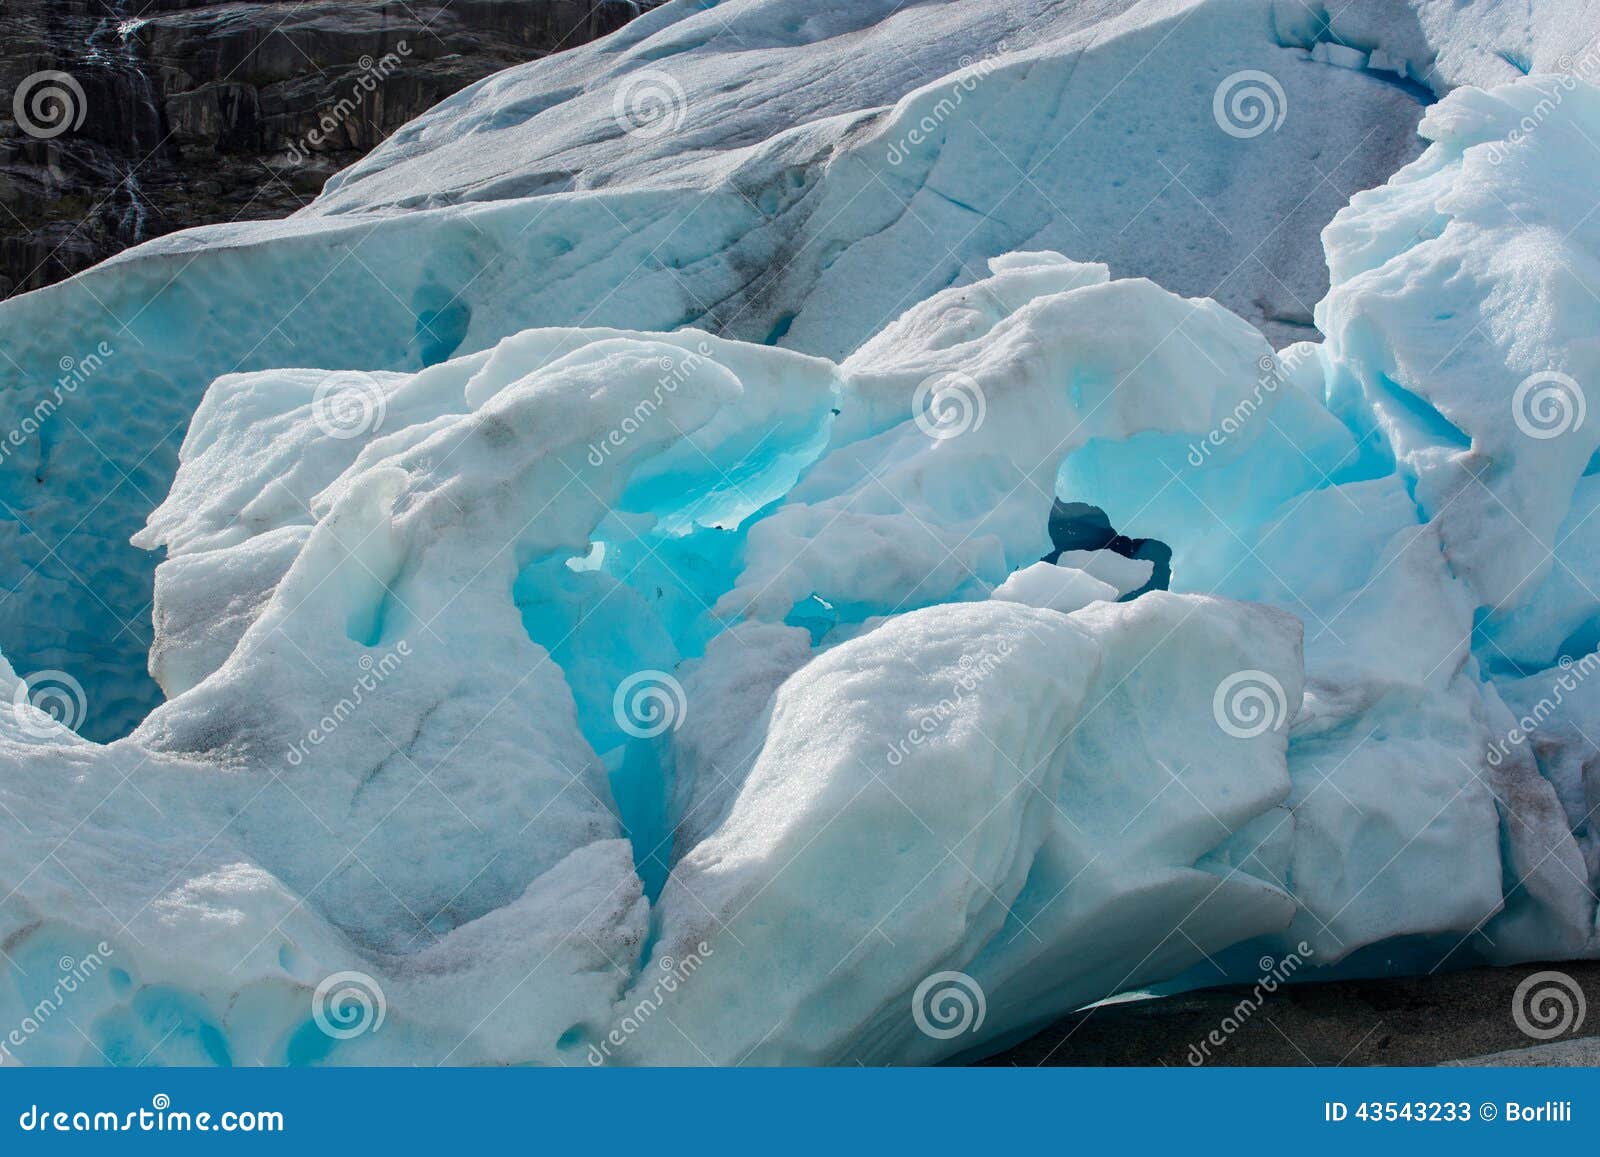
[
  {"xmin": 5, "ymin": 62, "xmax": 1600, "ymax": 1063},
  {"xmin": 1, "ymin": 0, "xmax": 1595, "ymax": 740}
]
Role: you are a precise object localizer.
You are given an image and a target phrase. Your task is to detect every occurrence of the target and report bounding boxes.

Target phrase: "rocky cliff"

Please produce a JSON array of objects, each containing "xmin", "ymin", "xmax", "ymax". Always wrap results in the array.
[{"xmin": 0, "ymin": 0, "xmax": 645, "ymax": 297}]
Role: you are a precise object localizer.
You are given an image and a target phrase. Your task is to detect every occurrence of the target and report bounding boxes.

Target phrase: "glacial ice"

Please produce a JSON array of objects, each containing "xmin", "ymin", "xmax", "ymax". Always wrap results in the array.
[
  {"xmin": 990, "ymin": 561, "xmax": 1120, "ymax": 615},
  {"xmin": 2, "ymin": 0, "xmax": 1593, "ymax": 738},
  {"xmin": 1, "ymin": 1, "xmax": 1599, "ymax": 1067}
]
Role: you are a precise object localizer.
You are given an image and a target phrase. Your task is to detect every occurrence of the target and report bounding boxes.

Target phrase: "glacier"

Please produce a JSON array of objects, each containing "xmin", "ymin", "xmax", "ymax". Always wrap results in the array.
[
  {"xmin": 1, "ymin": 0, "xmax": 1599, "ymax": 1066},
  {"xmin": 0, "ymin": 0, "xmax": 1590, "ymax": 740}
]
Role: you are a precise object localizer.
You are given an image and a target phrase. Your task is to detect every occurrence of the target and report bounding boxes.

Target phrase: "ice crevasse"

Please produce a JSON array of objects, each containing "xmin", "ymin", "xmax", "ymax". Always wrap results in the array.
[{"xmin": 2, "ymin": 76, "xmax": 1599, "ymax": 1065}]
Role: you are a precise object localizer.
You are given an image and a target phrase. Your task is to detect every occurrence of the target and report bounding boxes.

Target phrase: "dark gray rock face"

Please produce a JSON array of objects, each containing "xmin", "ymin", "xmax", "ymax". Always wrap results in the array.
[{"xmin": 0, "ymin": 0, "xmax": 645, "ymax": 297}]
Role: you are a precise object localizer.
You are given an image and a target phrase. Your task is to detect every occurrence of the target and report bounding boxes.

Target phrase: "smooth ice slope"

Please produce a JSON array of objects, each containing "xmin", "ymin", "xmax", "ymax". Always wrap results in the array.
[{"xmin": 1, "ymin": 0, "xmax": 1595, "ymax": 737}]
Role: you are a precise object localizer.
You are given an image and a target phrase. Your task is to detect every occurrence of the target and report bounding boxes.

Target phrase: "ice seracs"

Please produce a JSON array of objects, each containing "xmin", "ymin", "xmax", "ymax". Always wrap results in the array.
[
  {"xmin": 0, "ymin": 269, "xmax": 1306, "ymax": 1064},
  {"xmin": 631, "ymin": 594, "xmax": 1301, "ymax": 1065},
  {"xmin": 1, "ymin": 1, "xmax": 1600, "ymax": 1066},
  {"xmin": 3, "ymin": 0, "xmax": 1594, "ymax": 737}
]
